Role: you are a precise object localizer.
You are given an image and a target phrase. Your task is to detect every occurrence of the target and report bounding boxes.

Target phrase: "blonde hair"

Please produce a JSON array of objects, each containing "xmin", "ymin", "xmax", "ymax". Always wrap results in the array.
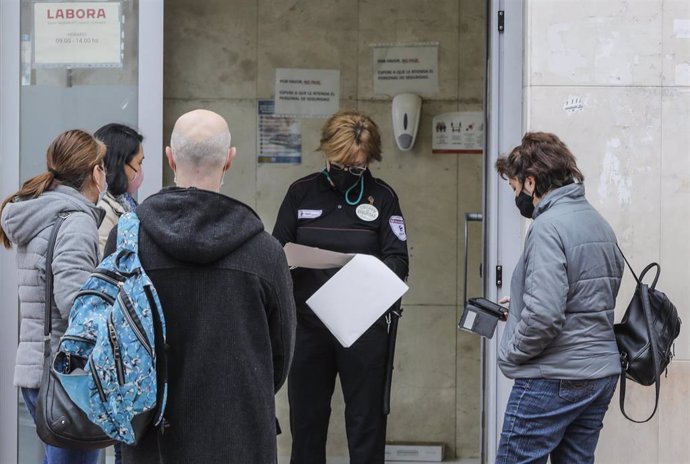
[
  {"xmin": 319, "ymin": 111, "xmax": 382, "ymax": 164},
  {"xmin": 0, "ymin": 129, "xmax": 105, "ymax": 248}
]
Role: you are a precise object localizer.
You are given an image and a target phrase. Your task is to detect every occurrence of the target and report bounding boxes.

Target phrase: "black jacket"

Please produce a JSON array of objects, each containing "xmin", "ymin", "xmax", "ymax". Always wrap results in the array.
[
  {"xmin": 273, "ymin": 170, "xmax": 409, "ymax": 326},
  {"xmin": 106, "ymin": 187, "xmax": 296, "ymax": 464}
]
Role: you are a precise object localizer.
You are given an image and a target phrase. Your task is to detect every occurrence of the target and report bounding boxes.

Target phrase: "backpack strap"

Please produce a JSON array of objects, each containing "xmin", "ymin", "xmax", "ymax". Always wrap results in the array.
[
  {"xmin": 616, "ymin": 244, "xmax": 662, "ymax": 423},
  {"xmin": 115, "ymin": 212, "xmax": 141, "ymax": 254},
  {"xmin": 43, "ymin": 212, "xmax": 72, "ymax": 358}
]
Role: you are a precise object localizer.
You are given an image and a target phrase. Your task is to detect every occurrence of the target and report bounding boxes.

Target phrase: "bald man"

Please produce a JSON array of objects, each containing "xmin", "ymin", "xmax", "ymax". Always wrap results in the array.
[{"xmin": 105, "ymin": 109, "xmax": 296, "ymax": 464}]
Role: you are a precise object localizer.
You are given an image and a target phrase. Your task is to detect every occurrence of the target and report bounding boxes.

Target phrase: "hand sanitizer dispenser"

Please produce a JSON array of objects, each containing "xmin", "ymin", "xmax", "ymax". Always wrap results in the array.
[{"xmin": 392, "ymin": 93, "xmax": 422, "ymax": 151}]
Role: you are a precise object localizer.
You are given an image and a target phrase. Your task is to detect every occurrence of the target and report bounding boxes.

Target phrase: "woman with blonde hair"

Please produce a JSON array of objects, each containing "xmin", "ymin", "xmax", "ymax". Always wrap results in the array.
[
  {"xmin": 273, "ymin": 110, "xmax": 409, "ymax": 463},
  {"xmin": 0, "ymin": 129, "xmax": 107, "ymax": 464}
]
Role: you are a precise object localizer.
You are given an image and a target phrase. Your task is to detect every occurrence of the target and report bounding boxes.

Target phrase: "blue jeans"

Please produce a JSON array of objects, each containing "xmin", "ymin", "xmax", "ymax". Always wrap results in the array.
[
  {"xmin": 496, "ymin": 375, "xmax": 618, "ymax": 464},
  {"xmin": 21, "ymin": 387, "xmax": 101, "ymax": 464}
]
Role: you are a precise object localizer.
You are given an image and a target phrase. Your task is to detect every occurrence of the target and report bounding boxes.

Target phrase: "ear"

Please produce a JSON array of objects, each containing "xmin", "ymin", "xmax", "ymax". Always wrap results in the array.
[
  {"xmin": 92, "ymin": 165, "xmax": 102, "ymax": 186},
  {"xmin": 524, "ymin": 175, "xmax": 536, "ymax": 193},
  {"xmin": 223, "ymin": 147, "xmax": 236, "ymax": 173},
  {"xmin": 165, "ymin": 146, "xmax": 176, "ymax": 172}
]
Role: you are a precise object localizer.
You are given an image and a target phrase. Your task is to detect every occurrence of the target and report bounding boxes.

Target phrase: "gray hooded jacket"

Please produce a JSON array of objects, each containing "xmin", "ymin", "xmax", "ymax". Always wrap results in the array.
[
  {"xmin": 498, "ymin": 183, "xmax": 624, "ymax": 380},
  {"xmin": 1, "ymin": 185, "xmax": 104, "ymax": 388}
]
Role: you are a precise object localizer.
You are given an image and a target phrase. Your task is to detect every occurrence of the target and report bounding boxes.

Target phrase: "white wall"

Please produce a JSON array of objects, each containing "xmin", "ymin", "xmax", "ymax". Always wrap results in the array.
[{"xmin": 524, "ymin": 1, "xmax": 690, "ymax": 462}]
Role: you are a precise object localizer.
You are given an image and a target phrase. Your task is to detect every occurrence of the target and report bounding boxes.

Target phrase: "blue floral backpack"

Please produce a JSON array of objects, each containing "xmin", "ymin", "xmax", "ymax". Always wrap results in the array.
[{"xmin": 56, "ymin": 212, "xmax": 167, "ymax": 444}]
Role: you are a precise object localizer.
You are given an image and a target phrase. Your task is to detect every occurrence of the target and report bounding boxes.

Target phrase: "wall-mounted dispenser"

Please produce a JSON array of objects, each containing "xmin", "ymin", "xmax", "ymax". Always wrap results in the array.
[{"xmin": 392, "ymin": 93, "xmax": 422, "ymax": 151}]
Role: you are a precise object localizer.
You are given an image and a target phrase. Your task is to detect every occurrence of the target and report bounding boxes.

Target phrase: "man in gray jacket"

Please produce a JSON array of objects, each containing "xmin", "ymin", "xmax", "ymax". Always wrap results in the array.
[{"xmin": 494, "ymin": 132, "xmax": 624, "ymax": 464}]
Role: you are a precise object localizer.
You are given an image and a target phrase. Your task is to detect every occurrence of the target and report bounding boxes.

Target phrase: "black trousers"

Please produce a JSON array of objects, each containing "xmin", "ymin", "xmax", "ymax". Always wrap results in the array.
[{"xmin": 288, "ymin": 318, "xmax": 389, "ymax": 464}]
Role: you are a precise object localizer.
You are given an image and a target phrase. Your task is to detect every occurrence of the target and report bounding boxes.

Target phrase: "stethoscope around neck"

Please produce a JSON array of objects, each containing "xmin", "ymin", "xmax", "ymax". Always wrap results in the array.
[{"xmin": 321, "ymin": 169, "xmax": 365, "ymax": 206}]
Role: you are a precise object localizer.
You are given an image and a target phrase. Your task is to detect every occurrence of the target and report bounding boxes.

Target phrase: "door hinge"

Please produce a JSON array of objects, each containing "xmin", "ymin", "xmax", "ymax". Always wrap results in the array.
[
  {"xmin": 496, "ymin": 265, "xmax": 503, "ymax": 287},
  {"xmin": 498, "ymin": 10, "xmax": 505, "ymax": 33}
]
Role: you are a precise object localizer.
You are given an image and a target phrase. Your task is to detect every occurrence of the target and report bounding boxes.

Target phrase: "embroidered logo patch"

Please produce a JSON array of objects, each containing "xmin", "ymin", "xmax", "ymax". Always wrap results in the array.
[
  {"xmin": 298, "ymin": 209, "xmax": 322, "ymax": 219},
  {"xmin": 389, "ymin": 215, "xmax": 407, "ymax": 241},
  {"xmin": 356, "ymin": 204, "xmax": 379, "ymax": 221}
]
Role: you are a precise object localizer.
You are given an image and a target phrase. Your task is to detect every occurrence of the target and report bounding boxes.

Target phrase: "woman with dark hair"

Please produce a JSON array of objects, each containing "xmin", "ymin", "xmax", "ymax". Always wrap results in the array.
[
  {"xmin": 0, "ymin": 129, "xmax": 107, "ymax": 464},
  {"xmin": 495, "ymin": 132, "xmax": 624, "ymax": 464},
  {"xmin": 95, "ymin": 123, "xmax": 144, "ymax": 255},
  {"xmin": 273, "ymin": 110, "xmax": 409, "ymax": 463}
]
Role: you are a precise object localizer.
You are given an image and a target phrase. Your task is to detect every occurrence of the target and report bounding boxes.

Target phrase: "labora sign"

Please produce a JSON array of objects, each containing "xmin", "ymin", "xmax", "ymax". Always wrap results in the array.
[
  {"xmin": 34, "ymin": 2, "xmax": 122, "ymax": 67},
  {"xmin": 46, "ymin": 8, "xmax": 108, "ymax": 20}
]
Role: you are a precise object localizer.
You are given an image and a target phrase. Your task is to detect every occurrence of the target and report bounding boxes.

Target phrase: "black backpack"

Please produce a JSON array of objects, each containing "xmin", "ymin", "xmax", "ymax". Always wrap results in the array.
[{"xmin": 614, "ymin": 248, "xmax": 681, "ymax": 423}]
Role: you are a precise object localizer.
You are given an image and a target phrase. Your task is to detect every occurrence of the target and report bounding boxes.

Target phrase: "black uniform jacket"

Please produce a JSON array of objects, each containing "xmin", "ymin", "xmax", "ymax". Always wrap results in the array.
[{"xmin": 273, "ymin": 170, "xmax": 409, "ymax": 327}]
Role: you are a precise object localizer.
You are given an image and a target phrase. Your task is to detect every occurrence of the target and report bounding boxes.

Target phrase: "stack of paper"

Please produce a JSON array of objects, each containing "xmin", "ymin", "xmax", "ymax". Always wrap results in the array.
[{"xmin": 284, "ymin": 243, "xmax": 409, "ymax": 347}]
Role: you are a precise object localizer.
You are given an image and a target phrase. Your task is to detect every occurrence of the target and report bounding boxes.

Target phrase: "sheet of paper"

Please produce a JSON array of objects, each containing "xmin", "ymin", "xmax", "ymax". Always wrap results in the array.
[
  {"xmin": 283, "ymin": 242, "xmax": 354, "ymax": 269},
  {"xmin": 306, "ymin": 254, "xmax": 409, "ymax": 347}
]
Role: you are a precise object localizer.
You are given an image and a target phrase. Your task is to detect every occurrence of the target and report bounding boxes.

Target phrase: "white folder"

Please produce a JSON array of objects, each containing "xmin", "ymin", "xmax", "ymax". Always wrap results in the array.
[{"xmin": 306, "ymin": 253, "xmax": 409, "ymax": 347}]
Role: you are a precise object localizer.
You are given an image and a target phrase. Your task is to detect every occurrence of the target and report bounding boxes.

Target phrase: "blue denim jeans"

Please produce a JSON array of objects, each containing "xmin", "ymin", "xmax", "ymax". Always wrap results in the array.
[
  {"xmin": 496, "ymin": 375, "xmax": 618, "ymax": 464},
  {"xmin": 21, "ymin": 387, "xmax": 101, "ymax": 464}
]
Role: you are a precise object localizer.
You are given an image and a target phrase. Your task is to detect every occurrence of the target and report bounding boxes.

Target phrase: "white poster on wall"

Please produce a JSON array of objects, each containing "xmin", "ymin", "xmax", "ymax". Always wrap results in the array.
[
  {"xmin": 372, "ymin": 43, "xmax": 438, "ymax": 96},
  {"xmin": 432, "ymin": 112, "xmax": 484, "ymax": 154},
  {"xmin": 274, "ymin": 68, "xmax": 340, "ymax": 117},
  {"xmin": 34, "ymin": 2, "xmax": 122, "ymax": 67}
]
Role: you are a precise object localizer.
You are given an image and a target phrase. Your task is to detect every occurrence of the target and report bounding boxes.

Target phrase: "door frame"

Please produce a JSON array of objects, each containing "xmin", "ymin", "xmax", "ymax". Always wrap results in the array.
[{"xmin": 483, "ymin": 0, "xmax": 525, "ymax": 462}]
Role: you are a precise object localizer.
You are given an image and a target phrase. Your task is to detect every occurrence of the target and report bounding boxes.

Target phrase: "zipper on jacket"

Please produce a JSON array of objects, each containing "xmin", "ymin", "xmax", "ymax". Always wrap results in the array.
[
  {"xmin": 118, "ymin": 290, "xmax": 153, "ymax": 358},
  {"xmin": 89, "ymin": 357, "xmax": 107, "ymax": 403},
  {"xmin": 108, "ymin": 312, "xmax": 126, "ymax": 386},
  {"xmin": 75, "ymin": 289, "xmax": 115, "ymax": 306}
]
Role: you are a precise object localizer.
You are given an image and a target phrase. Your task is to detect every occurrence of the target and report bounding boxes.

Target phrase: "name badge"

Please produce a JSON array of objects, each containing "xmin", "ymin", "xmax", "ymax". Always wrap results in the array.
[
  {"xmin": 298, "ymin": 209, "xmax": 322, "ymax": 219},
  {"xmin": 356, "ymin": 204, "xmax": 379, "ymax": 221}
]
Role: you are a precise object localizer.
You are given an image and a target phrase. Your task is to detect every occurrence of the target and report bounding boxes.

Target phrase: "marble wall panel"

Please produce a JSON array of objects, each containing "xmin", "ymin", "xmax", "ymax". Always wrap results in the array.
[
  {"xmin": 387, "ymin": 305, "xmax": 459, "ymax": 456},
  {"xmin": 455, "ymin": 330, "xmax": 481, "ymax": 458},
  {"xmin": 596, "ymin": 378, "xmax": 660, "ymax": 463},
  {"xmin": 256, "ymin": 0, "xmax": 359, "ymax": 100},
  {"xmin": 458, "ymin": 0, "xmax": 486, "ymax": 104},
  {"xmin": 357, "ymin": 0, "xmax": 459, "ymax": 100},
  {"xmin": 526, "ymin": 0, "xmax": 663, "ymax": 87},
  {"xmin": 457, "ymin": 154, "xmax": 484, "ymax": 306},
  {"xmin": 658, "ymin": 361, "xmax": 690, "ymax": 463},
  {"xmin": 660, "ymin": 88, "xmax": 690, "ymax": 360},
  {"xmin": 164, "ymin": 0, "xmax": 258, "ymax": 99},
  {"xmin": 662, "ymin": 0, "xmax": 690, "ymax": 87}
]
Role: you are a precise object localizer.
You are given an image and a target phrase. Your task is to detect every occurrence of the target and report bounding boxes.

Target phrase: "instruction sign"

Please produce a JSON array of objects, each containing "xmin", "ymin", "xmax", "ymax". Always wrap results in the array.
[
  {"xmin": 34, "ymin": 2, "xmax": 122, "ymax": 67},
  {"xmin": 257, "ymin": 100, "xmax": 302, "ymax": 164},
  {"xmin": 274, "ymin": 68, "xmax": 340, "ymax": 117},
  {"xmin": 432, "ymin": 112, "xmax": 484, "ymax": 154},
  {"xmin": 372, "ymin": 43, "xmax": 438, "ymax": 96}
]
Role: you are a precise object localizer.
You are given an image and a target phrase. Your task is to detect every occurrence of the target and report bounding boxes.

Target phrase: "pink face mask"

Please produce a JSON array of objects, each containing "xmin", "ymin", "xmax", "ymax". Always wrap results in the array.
[{"xmin": 127, "ymin": 165, "xmax": 144, "ymax": 194}]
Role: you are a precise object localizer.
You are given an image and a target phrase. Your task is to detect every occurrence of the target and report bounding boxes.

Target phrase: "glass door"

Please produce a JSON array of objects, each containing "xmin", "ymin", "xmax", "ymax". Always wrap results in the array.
[{"xmin": 0, "ymin": 1, "xmax": 162, "ymax": 462}]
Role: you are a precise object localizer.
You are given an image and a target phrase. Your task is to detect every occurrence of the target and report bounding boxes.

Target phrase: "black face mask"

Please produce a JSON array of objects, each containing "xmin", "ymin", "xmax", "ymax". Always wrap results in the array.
[
  {"xmin": 326, "ymin": 168, "xmax": 360, "ymax": 193},
  {"xmin": 515, "ymin": 190, "xmax": 535, "ymax": 218}
]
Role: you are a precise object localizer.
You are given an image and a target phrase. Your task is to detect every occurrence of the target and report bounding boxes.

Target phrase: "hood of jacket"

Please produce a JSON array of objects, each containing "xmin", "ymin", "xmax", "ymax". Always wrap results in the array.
[
  {"xmin": 1, "ymin": 184, "xmax": 104, "ymax": 247},
  {"xmin": 136, "ymin": 187, "xmax": 264, "ymax": 265}
]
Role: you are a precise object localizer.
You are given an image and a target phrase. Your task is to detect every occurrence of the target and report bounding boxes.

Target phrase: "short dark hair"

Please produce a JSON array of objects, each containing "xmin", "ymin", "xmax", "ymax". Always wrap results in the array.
[
  {"xmin": 495, "ymin": 132, "xmax": 584, "ymax": 197},
  {"xmin": 94, "ymin": 123, "xmax": 144, "ymax": 196}
]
